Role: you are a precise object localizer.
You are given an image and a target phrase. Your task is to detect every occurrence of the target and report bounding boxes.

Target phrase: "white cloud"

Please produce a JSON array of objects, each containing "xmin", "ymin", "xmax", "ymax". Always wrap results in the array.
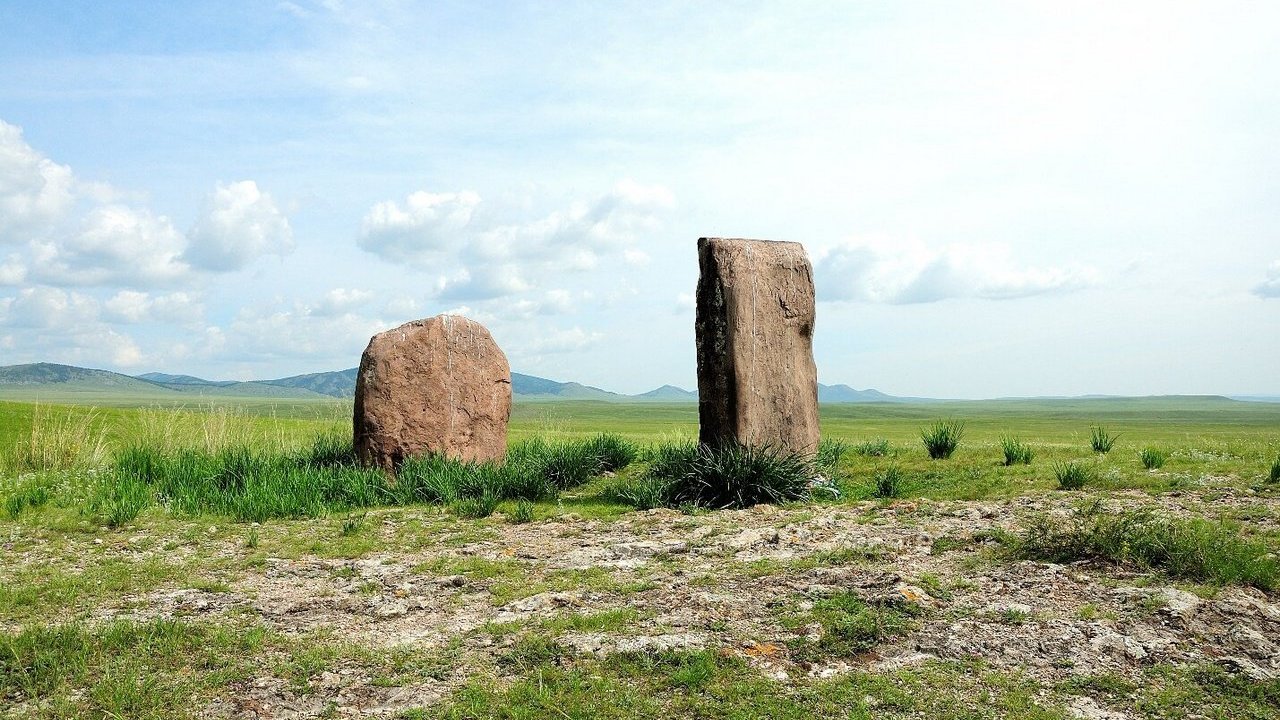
[
  {"xmin": 102, "ymin": 290, "xmax": 203, "ymax": 324},
  {"xmin": 0, "ymin": 286, "xmax": 98, "ymax": 328},
  {"xmin": 185, "ymin": 181, "xmax": 294, "ymax": 271},
  {"xmin": 357, "ymin": 190, "xmax": 479, "ymax": 264},
  {"xmin": 30, "ymin": 205, "xmax": 190, "ymax": 287},
  {"xmin": 0, "ymin": 254, "xmax": 25, "ymax": 285},
  {"xmin": 815, "ymin": 238, "xmax": 1097, "ymax": 304},
  {"xmin": 438, "ymin": 264, "xmax": 531, "ymax": 301},
  {"xmin": 0, "ymin": 286, "xmax": 145, "ymax": 368},
  {"xmin": 359, "ymin": 180, "xmax": 672, "ymax": 305},
  {"xmin": 217, "ymin": 304, "xmax": 390, "ymax": 363},
  {"xmin": 523, "ymin": 326, "xmax": 603, "ymax": 355},
  {"xmin": 310, "ymin": 287, "xmax": 374, "ymax": 316},
  {"xmin": 0, "ymin": 120, "xmax": 75, "ymax": 245},
  {"xmin": 1253, "ymin": 262, "xmax": 1280, "ymax": 299}
]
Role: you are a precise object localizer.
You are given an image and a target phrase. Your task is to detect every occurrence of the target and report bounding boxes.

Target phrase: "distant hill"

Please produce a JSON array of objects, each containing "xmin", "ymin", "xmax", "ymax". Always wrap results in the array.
[
  {"xmin": 634, "ymin": 385, "xmax": 699, "ymax": 402},
  {"xmin": 2, "ymin": 361, "xmax": 921, "ymax": 404},
  {"xmin": 263, "ymin": 368, "xmax": 359, "ymax": 398}
]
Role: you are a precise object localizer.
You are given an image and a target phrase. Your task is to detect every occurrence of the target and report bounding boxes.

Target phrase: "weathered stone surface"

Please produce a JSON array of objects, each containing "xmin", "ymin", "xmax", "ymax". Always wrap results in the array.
[
  {"xmin": 695, "ymin": 237, "xmax": 819, "ymax": 453},
  {"xmin": 354, "ymin": 314, "xmax": 511, "ymax": 469}
]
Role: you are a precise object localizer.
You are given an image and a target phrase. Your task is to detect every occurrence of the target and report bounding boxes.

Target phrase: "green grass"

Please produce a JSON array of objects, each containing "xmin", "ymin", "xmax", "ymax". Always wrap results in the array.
[
  {"xmin": 920, "ymin": 419, "xmax": 964, "ymax": 460},
  {"xmin": 1090, "ymin": 425, "xmax": 1118, "ymax": 453},
  {"xmin": 1000, "ymin": 435, "xmax": 1034, "ymax": 465},
  {"xmin": 1053, "ymin": 461, "xmax": 1094, "ymax": 490},
  {"xmin": 1139, "ymin": 447, "xmax": 1167, "ymax": 470},
  {"xmin": 781, "ymin": 591, "xmax": 922, "ymax": 660},
  {"xmin": 1269, "ymin": 455, "xmax": 1280, "ymax": 483},
  {"xmin": 643, "ymin": 442, "xmax": 816, "ymax": 509},
  {"xmin": 1015, "ymin": 502, "xmax": 1279, "ymax": 591},
  {"xmin": 873, "ymin": 465, "xmax": 906, "ymax": 498}
]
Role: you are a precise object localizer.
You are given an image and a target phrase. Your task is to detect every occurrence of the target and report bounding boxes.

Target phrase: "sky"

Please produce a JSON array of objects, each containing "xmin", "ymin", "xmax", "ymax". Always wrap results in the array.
[{"xmin": 0, "ymin": 0, "xmax": 1277, "ymax": 398}]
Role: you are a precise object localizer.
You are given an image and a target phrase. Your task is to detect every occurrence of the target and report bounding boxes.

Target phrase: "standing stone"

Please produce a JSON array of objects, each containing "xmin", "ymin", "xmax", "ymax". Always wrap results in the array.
[
  {"xmin": 695, "ymin": 237, "xmax": 820, "ymax": 453},
  {"xmin": 354, "ymin": 314, "xmax": 511, "ymax": 469}
]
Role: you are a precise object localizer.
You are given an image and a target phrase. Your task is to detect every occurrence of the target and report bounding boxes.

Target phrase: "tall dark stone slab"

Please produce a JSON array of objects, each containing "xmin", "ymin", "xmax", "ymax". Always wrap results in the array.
[{"xmin": 695, "ymin": 237, "xmax": 820, "ymax": 453}]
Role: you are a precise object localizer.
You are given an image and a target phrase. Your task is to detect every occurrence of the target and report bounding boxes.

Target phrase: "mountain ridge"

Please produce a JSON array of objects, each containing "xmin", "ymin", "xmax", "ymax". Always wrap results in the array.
[{"xmin": 0, "ymin": 362, "xmax": 918, "ymax": 403}]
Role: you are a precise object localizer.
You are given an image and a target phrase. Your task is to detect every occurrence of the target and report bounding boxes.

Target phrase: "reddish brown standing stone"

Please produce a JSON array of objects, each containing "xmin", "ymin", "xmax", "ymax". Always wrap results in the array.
[
  {"xmin": 354, "ymin": 314, "xmax": 511, "ymax": 469},
  {"xmin": 695, "ymin": 237, "xmax": 820, "ymax": 453}
]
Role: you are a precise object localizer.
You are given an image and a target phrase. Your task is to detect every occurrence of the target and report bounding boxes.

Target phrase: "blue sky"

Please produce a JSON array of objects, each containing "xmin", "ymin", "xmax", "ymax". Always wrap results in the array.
[{"xmin": 1, "ymin": 1, "xmax": 1277, "ymax": 397}]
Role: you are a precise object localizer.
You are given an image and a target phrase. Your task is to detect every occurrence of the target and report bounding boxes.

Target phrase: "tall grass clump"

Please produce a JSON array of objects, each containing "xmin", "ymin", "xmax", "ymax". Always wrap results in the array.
[
  {"xmin": 602, "ymin": 475, "xmax": 671, "ymax": 511},
  {"xmin": 1054, "ymin": 461, "xmax": 1094, "ymax": 490},
  {"xmin": 4, "ymin": 404, "xmax": 108, "ymax": 474},
  {"xmin": 581, "ymin": 433, "xmax": 637, "ymax": 473},
  {"xmin": 873, "ymin": 466, "xmax": 905, "ymax": 499},
  {"xmin": 1090, "ymin": 426, "xmax": 1117, "ymax": 453},
  {"xmin": 1139, "ymin": 447, "xmax": 1167, "ymax": 470},
  {"xmin": 815, "ymin": 438, "xmax": 849, "ymax": 473},
  {"xmin": 852, "ymin": 438, "xmax": 890, "ymax": 457},
  {"xmin": 920, "ymin": 420, "xmax": 964, "ymax": 460},
  {"xmin": 1018, "ymin": 503, "xmax": 1278, "ymax": 591},
  {"xmin": 1269, "ymin": 456, "xmax": 1280, "ymax": 484},
  {"xmin": 4, "ymin": 478, "xmax": 53, "ymax": 519},
  {"xmin": 96, "ymin": 432, "xmax": 632, "ymax": 524},
  {"xmin": 643, "ymin": 442, "xmax": 814, "ymax": 509},
  {"xmin": 999, "ymin": 436, "xmax": 1034, "ymax": 466}
]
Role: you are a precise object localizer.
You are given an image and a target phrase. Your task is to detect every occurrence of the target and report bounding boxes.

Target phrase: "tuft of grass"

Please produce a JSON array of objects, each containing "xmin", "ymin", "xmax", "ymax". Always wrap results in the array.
[
  {"xmin": 510, "ymin": 499, "xmax": 535, "ymax": 524},
  {"xmin": 88, "ymin": 472, "xmax": 154, "ymax": 527},
  {"xmin": 4, "ymin": 477, "xmax": 53, "ymax": 519},
  {"xmin": 1053, "ymin": 461, "xmax": 1094, "ymax": 490},
  {"xmin": 1017, "ymin": 502, "xmax": 1278, "ymax": 591},
  {"xmin": 999, "ymin": 436, "xmax": 1034, "ymax": 466},
  {"xmin": 920, "ymin": 420, "xmax": 964, "ymax": 460},
  {"xmin": 452, "ymin": 491, "xmax": 500, "ymax": 519},
  {"xmin": 852, "ymin": 438, "xmax": 890, "ymax": 457},
  {"xmin": 784, "ymin": 591, "xmax": 921, "ymax": 660},
  {"xmin": 603, "ymin": 475, "xmax": 671, "ymax": 510},
  {"xmin": 1090, "ymin": 425, "xmax": 1118, "ymax": 453},
  {"xmin": 648, "ymin": 442, "xmax": 815, "ymax": 509},
  {"xmin": 873, "ymin": 466, "xmax": 906, "ymax": 499},
  {"xmin": 1269, "ymin": 456, "xmax": 1280, "ymax": 484},
  {"xmin": 3, "ymin": 404, "xmax": 109, "ymax": 474},
  {"xmin": 815, "ymin": 438, "xmax": 849, "ymax": 472},
  {"xmin": 1140, "ymin": 447, "xmax": 1167, "ymax": 470},
  {"xmin": 581, "ymin": 433, "xmax": 638, "ymax": 473}
]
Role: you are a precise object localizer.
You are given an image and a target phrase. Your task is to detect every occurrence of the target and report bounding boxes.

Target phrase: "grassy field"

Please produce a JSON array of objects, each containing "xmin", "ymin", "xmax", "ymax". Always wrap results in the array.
[{"xmin": 2, "ymin": 396, "xmax": 1279, "ymax": 719}]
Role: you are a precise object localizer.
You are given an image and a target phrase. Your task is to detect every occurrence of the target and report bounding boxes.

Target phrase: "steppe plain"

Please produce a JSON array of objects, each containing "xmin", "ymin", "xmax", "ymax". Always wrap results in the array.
[{"xmin": 2, "ymin": 394, "xmax": 1279, "ymax": 719}]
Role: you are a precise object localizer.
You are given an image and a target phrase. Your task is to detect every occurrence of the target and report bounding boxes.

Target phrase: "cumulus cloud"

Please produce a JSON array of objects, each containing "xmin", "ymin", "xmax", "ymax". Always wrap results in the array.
[
  {"xmin": 438, "ymin": 264, "xmax": 531, "ymax": 301},
  {"xmin": 523, "ymin": 326, "xmax": 603, "ymax": 355},
  {"xmin": 0, "ymin": 254, "xmax": 25, "ymax": 285},
  {"xmin": 217, "ymin": 303, "xmax": 390, "ymax": 362},
  {"xmin": 1253, "ymin": 262, "xmax": 1280, "ymax": 299},
  {"xmin": 30, "ymin": 205, "xmax": 190, "ymax": 287},
  {"xmin": 102, "ymin": 290, "xmax": 203, "ymax": 324},
  {"xmin": 0, "ymin": 286, "xmax": 145, "ymax": 367},
  {"xmin": 357, "ymin": 190, "xmax": 479, "ymax": 264},
  {"xmin": 0, "ymin": 121, "xmax": 75, "ymax": 245},
  {"xmin": 359, "ymin": 180, "xmax": 672, "ymax": 304},
  {"xmin": 309, "ymin": 287, "xmax": 375, "ymax": 316},
  {"xmin": 815, "ymin": 238, "xmax": 1097, "ymax": 304},
  {"xmin": 184, "ymin": 181, "xmax": 294, "ymax": 271}
]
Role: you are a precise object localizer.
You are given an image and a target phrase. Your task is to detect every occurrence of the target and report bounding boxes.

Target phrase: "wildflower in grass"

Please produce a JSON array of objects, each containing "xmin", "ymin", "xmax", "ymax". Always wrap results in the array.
[
  {"xmin": 1090, "ymin": 426, "xmax": 1117, "ymax": 453},
  {"xmin": 1000, "ymin": 436, "xmax": 1034, "ymax": 466},
  {"xmin": 921, "ymin": 420, "xmax": 964, "ymax": 460}
]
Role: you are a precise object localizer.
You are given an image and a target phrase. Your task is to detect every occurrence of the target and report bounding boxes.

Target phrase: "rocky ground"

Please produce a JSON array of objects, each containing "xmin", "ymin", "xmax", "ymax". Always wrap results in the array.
[{"xmin": 9, "ymin": 483, "xmax": 1270, "ymax": 719}]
